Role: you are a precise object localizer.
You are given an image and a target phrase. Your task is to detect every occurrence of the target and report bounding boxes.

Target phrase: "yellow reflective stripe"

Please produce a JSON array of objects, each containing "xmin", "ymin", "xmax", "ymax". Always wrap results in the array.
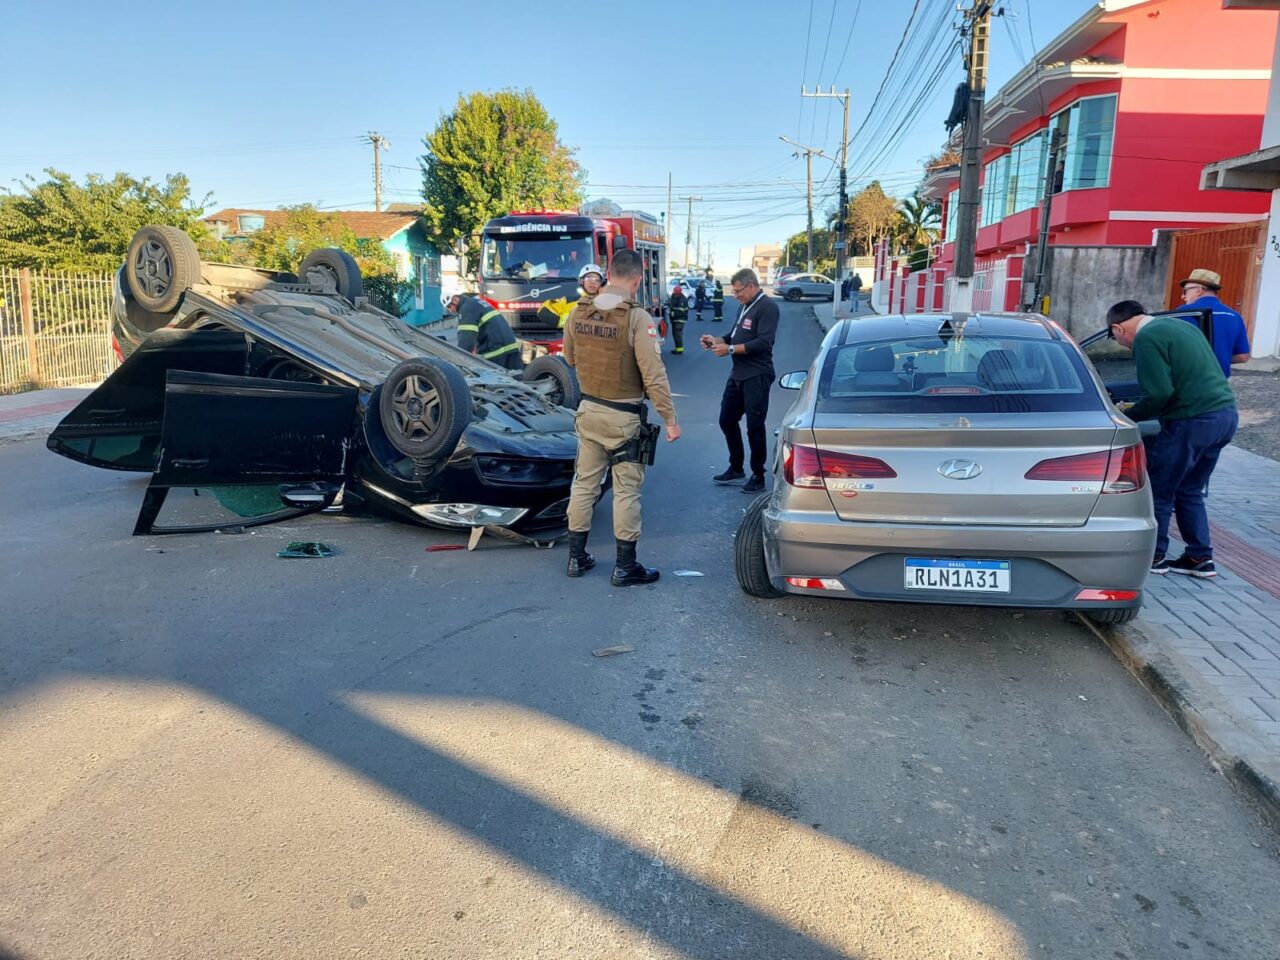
[
  {"xmin": 457, "ymin": 323, "xmax": 480, "ymax": 332},
  {"xmin": 479, "ymin": 309, "xmax": 503, "ymax": 325},
  {"xmin": 482, "ymin": 342, "xmax": 520, "ymax": 359}
]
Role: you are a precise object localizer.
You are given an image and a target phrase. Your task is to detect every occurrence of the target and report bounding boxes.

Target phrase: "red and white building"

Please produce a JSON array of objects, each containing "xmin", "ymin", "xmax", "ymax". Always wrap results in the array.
[{"xmin": 891, "ymin": 0, "xmax": 1277, "ymax": 317}]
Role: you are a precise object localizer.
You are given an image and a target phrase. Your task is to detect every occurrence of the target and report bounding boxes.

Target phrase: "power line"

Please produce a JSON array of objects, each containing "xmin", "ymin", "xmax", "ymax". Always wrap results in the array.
[
  {"xmin": 797, "ymin": 0, "xmax": 815, "ymax": 142},
  {"xmin": 810, "ymin": 0, "xmax": 840, "ymax": 146},
  {"xmin": 848, "ymin": 0, "xmax": 926, "ymax": 147}
]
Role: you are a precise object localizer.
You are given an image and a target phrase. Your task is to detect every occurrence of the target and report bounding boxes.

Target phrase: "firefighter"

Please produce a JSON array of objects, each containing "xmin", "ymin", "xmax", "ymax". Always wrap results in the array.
[
  {"xmin": 578, "ymin": 262, "xmax": 605, "ymax": 299},
  {"xmin": 712, "ymin": 279, "xmax": 724, "ymax": 322},
  {"xmin": 445, "ymin": 293, "xmax": 524, "ymax": 373},
  {"xmin": 668, "ymin": 284, "xmax": 689, "ymax": 354}
]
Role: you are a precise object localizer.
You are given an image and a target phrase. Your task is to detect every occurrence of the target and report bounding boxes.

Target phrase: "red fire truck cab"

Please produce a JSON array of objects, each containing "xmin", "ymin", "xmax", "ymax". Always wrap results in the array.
[{"xmin": 477, "ymin": 209, "xmax": 666, "ymax": 354}]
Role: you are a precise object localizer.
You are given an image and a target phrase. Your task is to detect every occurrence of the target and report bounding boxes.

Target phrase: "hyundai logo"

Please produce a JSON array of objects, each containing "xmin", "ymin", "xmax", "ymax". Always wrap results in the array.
[{"xmin": 939, "ymin": 458, "xmax": 983, "ymax": 480}]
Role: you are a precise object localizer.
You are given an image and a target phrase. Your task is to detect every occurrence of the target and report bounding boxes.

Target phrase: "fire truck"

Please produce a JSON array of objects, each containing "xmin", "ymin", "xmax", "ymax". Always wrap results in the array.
[{"xmin": 477, "ymin": 209, "xmax": 666, "ymax": 354}]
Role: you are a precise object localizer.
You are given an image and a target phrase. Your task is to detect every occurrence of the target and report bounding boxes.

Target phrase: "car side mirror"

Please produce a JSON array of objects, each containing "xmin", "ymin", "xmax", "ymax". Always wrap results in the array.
[
  {"xmin": 613, "ymin": 234, "xmax": 628, "ymax": 254},
  {"xmin": 779, "ymin": 371, "xmax": 807, "ymax": 390}
]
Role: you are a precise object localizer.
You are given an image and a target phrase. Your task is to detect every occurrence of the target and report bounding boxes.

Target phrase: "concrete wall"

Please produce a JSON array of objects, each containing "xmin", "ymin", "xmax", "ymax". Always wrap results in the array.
[{"xmin": 1032, "ymin": 232, "xmax": 1174, "ymax": 339}]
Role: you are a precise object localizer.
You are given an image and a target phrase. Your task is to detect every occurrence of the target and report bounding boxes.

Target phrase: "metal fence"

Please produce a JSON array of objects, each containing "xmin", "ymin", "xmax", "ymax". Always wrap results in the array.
[{"xmin": 0, "ymin": 268, "xmax": 118, "ymax": 394}]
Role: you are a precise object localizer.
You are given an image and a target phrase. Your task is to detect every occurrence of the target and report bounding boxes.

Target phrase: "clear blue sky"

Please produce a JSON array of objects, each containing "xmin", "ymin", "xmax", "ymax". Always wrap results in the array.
[{"xmin": 1, "ymin": 0, "xmax": 1087, "ymax": 267}]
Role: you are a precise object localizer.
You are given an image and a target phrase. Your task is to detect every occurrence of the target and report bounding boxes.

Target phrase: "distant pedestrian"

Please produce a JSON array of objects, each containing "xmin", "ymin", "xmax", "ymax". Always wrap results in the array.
[
  {"xmin": 840, "ymin": 276, "xmax": 851, "ymax": 302},
  {"xmin": 712, "ymin": 280, "xmax": 724, "ymax": 321},
  {"xmin": 668, "ymin": 284, "xmax": 689, "ymax": 354},
  {"xmin": 694, "ymin": 280, "xmax": 707, "ymax": 320},
  {"xmin": 1107, "ymin": 299, "xmax": 1238, "ymax": 579},
  {"xmin": 1178, "ymin": 268, "xmax": 1251, "ymax": 378},
  {"xmin": 850, "ymin": 272, "xmax": 863, "ymax": 313},
  {"xmin": 701, "ymin": 268, "xmax": 780, "ymax": 495}
]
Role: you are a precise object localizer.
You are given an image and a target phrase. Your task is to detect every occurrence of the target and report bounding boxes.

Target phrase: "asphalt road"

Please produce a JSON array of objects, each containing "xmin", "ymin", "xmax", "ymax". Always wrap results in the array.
[{"xmin": 2, "ymin": 298, "xmax": 1278, "ymax": 960}]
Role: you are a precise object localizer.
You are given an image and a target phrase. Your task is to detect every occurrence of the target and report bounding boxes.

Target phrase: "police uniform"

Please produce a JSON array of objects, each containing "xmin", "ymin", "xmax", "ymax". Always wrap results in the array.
[
  {"xmin": 562, "ymin": 286, "xmax": 678, "ymax": 584},
  {"xmin": 455, "ymin": 295, "xmax": 523, "ymax": 372}
]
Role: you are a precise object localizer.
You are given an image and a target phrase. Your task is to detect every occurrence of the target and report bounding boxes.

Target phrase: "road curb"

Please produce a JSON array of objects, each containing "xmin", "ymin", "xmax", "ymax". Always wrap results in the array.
[{"xmin": 1076, "ymin": 612, "xmax": 1280, "ymax": 832}]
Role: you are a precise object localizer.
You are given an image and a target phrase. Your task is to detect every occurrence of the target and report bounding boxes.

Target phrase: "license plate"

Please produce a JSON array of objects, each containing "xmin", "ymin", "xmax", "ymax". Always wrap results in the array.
[{"xmin": 904, "ymin": 558, "xmax": 1011, "ymax": 593}]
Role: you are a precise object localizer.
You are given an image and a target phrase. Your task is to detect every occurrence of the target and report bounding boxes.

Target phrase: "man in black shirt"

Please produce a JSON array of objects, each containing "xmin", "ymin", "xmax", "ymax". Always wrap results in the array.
[{"xmin": 700, "ymin": 268, "xmax": 779, "ymax": 494}]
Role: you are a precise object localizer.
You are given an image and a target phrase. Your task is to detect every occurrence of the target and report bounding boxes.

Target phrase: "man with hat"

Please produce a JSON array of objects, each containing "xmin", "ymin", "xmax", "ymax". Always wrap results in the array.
[
  {"xmin": 1179, "ymin": 268, "xmax": 1251, "ymax": 378},
  {"xmin": 445, "ymin": 293, "xmax": 524, "ymax": 373}
]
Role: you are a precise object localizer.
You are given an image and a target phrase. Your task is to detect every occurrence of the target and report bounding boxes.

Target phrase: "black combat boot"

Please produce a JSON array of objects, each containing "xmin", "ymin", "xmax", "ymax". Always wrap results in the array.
[
  {"xmin": 611, "ymin": 538, "xmax": 660, "ymax": 587},
  {"xmin": 566, "ymin": 530, "xmax": 595, "ymax": 578}
]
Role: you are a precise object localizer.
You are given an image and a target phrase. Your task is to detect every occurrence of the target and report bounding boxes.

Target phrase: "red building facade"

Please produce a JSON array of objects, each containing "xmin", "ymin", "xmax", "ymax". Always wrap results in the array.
[{"xmin": 909, "ymin": 0, "xmax": 1276, "ymax": 312}]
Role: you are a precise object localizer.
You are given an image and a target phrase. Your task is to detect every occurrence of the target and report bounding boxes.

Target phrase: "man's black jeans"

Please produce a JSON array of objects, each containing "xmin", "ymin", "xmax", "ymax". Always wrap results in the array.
[{"xmin": 719, "ymin": 372, "xmax": 771, "ymax": 477}]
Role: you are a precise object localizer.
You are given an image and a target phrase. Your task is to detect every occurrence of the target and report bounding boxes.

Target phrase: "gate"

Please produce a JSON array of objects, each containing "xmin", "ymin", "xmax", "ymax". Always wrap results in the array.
[{"xmin": 1165, "ymin": 220, "xmax": 1265, "ymax": 334}]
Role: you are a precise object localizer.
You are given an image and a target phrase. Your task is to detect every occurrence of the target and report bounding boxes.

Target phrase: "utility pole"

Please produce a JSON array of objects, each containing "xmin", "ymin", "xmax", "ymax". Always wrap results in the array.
[
  {"xmin": 665, "ymin": 172, "xmax": 673, "ymax": 258},
  {"xmin": 803, "ymin": 87, "xmax": 850, "ymax": 315},
  {"xmin": 696, "ymin": 226, "xmax": 703, "ymax": 270},
  {"xmin": 951, "ymin": 1, "xmax": 993, "ymax": 312},
  {"xmin": 1031, "ymin": 127, "xmax": 1064, "ymax": 313},
  {"xmin": 364, "ymin": 132, "xmax": 391, "ymax": 212},
  {"xmin": 780, "ymin": 135, "xmax": 828, "ymax": 273},
  {"xmin": 681, "ymin": 195, "xmax": 702, "ymax": 270}
]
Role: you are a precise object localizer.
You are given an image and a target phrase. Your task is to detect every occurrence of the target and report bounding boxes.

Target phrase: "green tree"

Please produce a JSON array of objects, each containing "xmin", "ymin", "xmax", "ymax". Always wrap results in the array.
[
  {"xmin": 419, "ymin": 89, "xmax": 584, "ymax": 254},
  {"xmin": 896, "ymin": 192, "xmax": 941, "ymax": 269},
  {"xmin": 847, "ymin": 182, "xmax": 900, "ymax": 257},
  {"xmin": 780, "ymin": 227, "xmax": 836, "ymax": 276},
  {"xmin": 0, "ymin": 169, "xmax": 208, "ymax": 271}
]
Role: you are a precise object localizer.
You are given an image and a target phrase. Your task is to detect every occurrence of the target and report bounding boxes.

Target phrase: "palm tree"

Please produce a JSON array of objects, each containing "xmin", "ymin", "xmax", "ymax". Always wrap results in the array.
[{"xmin": 898, "ymin": 192, "xmax": 940, "ymax": 250}]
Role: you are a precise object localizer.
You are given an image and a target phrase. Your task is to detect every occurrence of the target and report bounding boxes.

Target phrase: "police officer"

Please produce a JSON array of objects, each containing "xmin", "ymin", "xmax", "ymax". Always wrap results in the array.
[
  {"xmin": 562, "ymin": 249, "xmax": 680, "ymax": 586},
  {"xmin": 712, "ymin": 279, "xmax": 724, "ymax": 322},
  {"xmin": 445, "ymin": 293, "xmax": 524, "ymax": 373},
  {"xmin": 668, "ymin": 284, "xmax": 689, "ymax": 354}
]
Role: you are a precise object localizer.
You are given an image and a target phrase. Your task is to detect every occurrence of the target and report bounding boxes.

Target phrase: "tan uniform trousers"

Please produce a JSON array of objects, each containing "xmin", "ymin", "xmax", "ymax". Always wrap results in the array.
[{"xmin": 566, "ymin": 400, "xmax": 646, "ymax": 542}]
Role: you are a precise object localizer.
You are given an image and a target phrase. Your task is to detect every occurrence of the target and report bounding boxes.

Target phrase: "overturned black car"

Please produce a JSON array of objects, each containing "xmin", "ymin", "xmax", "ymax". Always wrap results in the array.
[{"xmin": 48, "ymin": 225, "xmax": 583, "ymax": 538}]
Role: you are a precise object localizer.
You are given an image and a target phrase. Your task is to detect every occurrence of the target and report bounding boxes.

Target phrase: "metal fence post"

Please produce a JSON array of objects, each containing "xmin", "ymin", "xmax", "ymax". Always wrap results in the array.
[{"xmin": 18, "ymin": 267, "xmax": 40, "ymax": 386}]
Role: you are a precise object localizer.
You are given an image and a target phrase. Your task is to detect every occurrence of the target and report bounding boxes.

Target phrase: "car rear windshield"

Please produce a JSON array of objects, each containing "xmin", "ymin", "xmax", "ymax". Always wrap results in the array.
[{"xmin": 815, "ymin": 334, "xmax": 1105, "ymax": 414}]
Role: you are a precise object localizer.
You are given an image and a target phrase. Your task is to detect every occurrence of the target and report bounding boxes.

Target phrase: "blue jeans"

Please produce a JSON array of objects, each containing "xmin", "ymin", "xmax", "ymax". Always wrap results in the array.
[{"xmin": 1145, "ymin": 407, "xmax": 1237, "ymax": 558}]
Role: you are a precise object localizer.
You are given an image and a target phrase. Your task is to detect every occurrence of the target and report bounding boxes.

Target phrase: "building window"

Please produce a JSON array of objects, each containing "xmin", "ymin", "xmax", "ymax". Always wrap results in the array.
[
  {"xmin": 946, "ymin": 188, "xmax": 958, "ymax": 241},
  {"xmin": 981, "ymin": 154, "xmax": 1010, "ymax": 227},
  {"xmin": 1052, "ymin": 94, "xmax": 1116, "ymax": 192},
  {"xmin": 1008, "ymin": 130, "xmax": 1047, "ymax": 215}
]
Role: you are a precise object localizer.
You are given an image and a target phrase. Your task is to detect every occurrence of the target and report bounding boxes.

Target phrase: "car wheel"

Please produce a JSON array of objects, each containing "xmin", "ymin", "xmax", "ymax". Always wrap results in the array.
[
  {"xmin": 785, "ymin": 288, "xmax": 802, "ymax": 302},
  {"xmin": 379, "ymin": 357, "xmax": 472, "ymax": 459},
  {"xmin": 298, "ymin": 248, "xmax": 364, "ymax": 301},
  {"xmin": 125, "ymin": 225, "xmax": 202, "ymax": 313},
  {"xmin": 523, "ymin": 354, "xmax": 582, "ymax": 410},
  {"xmin": 735, "ymin": 492, "xmax": 783, "ymax": 598},
  {"xmin": 1084, "ymin": 607, "xmax": 1140, "ymax": 626}
]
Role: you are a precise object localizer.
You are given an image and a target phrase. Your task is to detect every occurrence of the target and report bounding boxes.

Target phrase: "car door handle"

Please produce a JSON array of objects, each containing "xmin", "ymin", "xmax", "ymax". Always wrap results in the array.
[{"xmin": 170, "ymin": 458, "xmax": 210, "ymax": 469}]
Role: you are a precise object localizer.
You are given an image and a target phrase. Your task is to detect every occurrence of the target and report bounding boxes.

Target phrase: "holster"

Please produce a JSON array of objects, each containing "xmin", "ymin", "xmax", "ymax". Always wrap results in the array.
[{"xmin": 585, "ymin": 395, "xmax": 660, "ymax": 467}]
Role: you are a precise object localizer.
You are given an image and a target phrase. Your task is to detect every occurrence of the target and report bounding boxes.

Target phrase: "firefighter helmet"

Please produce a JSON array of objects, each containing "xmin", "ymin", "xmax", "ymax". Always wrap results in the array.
[{"xmin": 578, "ymin": 263, "xmax": 605, "ymax": 283}]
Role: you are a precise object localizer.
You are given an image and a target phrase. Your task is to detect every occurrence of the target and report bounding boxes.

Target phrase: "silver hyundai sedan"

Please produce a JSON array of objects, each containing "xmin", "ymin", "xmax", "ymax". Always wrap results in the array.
[{"xmin": 734, "ymin": 313, "xmax": 1157, "ymax": 625}]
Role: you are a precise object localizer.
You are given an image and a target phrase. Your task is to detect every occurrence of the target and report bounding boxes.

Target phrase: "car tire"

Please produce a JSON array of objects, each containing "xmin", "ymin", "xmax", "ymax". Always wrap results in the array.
[
  {"xmin": 379, "ymin": 357, "xmax": 472, "ymax": 460},
  {"xmin": 298, "ymin": 248, "xmax": 364, "ymax": 301},
  {"xmin": 523, "ymin": 354, "xmax": 582, "ymax": 410},
  {"xmin": 785, "ymin": 288, "xmax": 802, "ymax": 302},
  {"xmin": 735, "ymin": 492, "xmax": 783, "ymax": 598},
  {"xmin": 1084, "ymin": 607, "xmax": 1140, "ymax": 626},
  {"xmin": 125, "ymin": 225, "xmax": 202, "ymax": 313}
]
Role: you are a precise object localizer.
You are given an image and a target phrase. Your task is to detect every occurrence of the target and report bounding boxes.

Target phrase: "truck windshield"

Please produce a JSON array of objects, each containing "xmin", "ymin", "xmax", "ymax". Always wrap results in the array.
[{"xmin": 480, "ymin": 234, "xmax": 594, "ymax": 282}]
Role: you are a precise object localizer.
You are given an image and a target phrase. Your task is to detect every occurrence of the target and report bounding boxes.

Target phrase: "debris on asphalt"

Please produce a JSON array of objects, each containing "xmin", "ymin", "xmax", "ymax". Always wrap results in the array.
[
  {"xmin": 277, "ymin": 541, "xmax": 335, "ymax": 559},
  {"xmin": 425, "ymin": 544, "xmax": 465, "ymax": 552},
  {"xmin": 674, "ymin": 570, "xmax": 704, "ymax": 577},
  {"xmin": 592, "ymin": 645, "xmax": 635, "ymax": 658},
  {"xmin": 1078, "ymin": 695, "xmax": 1089, "ymax": 702}
]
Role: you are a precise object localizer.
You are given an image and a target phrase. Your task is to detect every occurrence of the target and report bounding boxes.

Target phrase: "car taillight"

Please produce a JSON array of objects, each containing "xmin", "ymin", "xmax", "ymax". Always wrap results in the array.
[
  {"xmin": 1024, "ymin": 444, "xmax": 1146, "ymax": 493},
  {"xmin": 111, "ymin": 335, "xmax": 125, "ymax": 363},
  {"xmin": 1075, "ymin": 589, "xmax": 1140, "ymax": 601},
  {"xmin": 783, "ymin": 443, "xmax": 896, "ymax": 488}
]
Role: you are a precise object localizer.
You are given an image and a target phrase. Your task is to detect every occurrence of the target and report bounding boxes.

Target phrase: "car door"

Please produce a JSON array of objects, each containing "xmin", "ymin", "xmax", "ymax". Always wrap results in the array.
[
  {"xmin": 132, "ymin": 370, "xmax": 358, "ymax": 535},
  {"xmin": 1078, "ymin": 307, "xmax": 1214, "ymax": 404}
]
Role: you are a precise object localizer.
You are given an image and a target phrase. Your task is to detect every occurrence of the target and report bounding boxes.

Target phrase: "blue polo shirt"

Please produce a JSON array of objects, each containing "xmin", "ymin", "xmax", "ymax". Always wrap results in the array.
[{"xmin": 1183, "ymin": 294, "xmax": 1250, "ymax": 378}]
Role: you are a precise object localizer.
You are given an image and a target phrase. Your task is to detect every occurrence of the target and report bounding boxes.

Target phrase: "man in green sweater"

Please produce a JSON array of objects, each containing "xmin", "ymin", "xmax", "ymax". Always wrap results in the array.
[{"xmin": 1107, "ymin": 300, "xmax": 1238, "ymax": 578}]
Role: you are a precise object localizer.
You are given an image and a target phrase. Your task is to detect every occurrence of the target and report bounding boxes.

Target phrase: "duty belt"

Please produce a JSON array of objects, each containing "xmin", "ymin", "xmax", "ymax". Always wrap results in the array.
[{"xmin": 582, "ymin": 394, "xmax": 646, "ymax": 417}]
